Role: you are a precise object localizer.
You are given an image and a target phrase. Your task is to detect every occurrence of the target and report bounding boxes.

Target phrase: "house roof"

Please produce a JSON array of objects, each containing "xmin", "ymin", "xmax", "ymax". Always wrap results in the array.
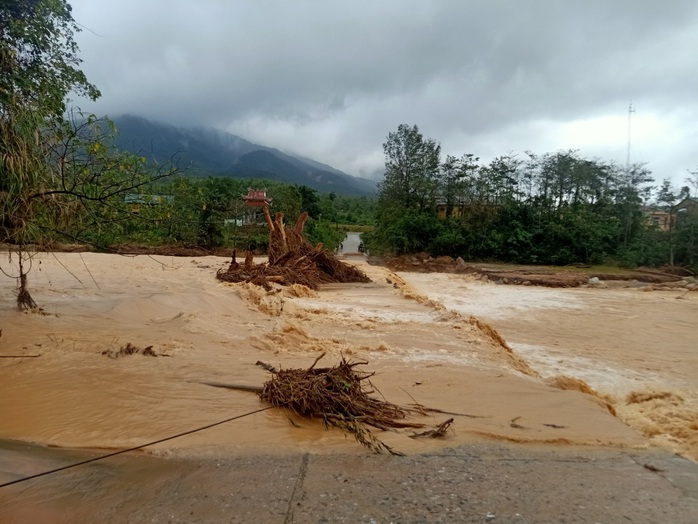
[{"xmin": 672, "ymin": 197, "xmax": 698, "ymax": 212}]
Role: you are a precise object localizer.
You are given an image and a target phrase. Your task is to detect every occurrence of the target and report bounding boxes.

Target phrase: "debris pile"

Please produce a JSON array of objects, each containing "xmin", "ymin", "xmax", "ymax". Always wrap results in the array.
[
  {"xmin": 216, "ymin": 209, "xmax": 370, "ymax": 290},
  {"xmin": 257, "ymin": 354, "xmax": 448, "ymax": 454}
]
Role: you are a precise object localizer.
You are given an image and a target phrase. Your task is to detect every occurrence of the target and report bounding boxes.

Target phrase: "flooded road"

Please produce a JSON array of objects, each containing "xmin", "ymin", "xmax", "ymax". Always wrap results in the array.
[{"xmin": 0, "ymin": 252, "xmax": 695, "ymax": 463}]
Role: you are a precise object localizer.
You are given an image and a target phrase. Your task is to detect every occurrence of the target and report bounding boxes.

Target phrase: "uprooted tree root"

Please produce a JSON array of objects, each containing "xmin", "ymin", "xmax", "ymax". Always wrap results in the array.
[
  {"xmin": 257, "ymin": 354, "xmax": 451, "ymax": 455},
  {"xmin": 216, "ymin": 209, "xmax": 370, "ymax": 290}
]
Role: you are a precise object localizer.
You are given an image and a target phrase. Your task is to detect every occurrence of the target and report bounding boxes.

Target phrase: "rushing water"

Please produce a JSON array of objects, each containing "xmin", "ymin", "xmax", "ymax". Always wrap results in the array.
[
  {"xmin": 403, "ymin": 272, "xmax": 698, "ymax": 458},
  {"xmin": 0, "ymin": 252, "xmax": 695, "ymax": 462}
]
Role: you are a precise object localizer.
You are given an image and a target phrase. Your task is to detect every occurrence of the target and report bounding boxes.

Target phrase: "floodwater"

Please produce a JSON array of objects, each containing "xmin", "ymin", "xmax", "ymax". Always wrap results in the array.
[
  {"xmin": 0, "ymin": 252, "xmax": 695, "ymax": 465},
  {"xmin": 404, "ymin": 273, "xmax": 698, "ymax": 459}
]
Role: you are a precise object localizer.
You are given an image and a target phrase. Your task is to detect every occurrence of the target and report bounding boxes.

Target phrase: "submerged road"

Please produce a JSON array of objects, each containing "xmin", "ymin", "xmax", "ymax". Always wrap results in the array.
[{"xmin": 339, "ymin": 231, "xmax": 365, "ymax": 256}]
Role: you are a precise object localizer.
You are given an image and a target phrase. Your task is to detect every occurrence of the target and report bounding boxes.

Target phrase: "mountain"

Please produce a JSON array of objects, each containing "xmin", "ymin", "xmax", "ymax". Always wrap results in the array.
[{"xmin": 111, "ymin": 115, "xmax": 377, "ymax": 196}]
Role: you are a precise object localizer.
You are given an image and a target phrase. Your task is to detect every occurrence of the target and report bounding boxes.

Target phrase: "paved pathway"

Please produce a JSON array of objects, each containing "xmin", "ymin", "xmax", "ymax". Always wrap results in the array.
[{"xmin": 1, "ymin": 440, "xmax": 696, "ymax": 522}]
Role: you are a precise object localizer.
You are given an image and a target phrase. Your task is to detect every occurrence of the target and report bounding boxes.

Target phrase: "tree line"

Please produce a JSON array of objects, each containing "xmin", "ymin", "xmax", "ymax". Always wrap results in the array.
[
  {"xmin": 75, "ymin": 175, "xmax": 374, "ymax": 253},
  {"xmin": 364, "ymin": 124, "xmax": 698, "ymax": 270}
]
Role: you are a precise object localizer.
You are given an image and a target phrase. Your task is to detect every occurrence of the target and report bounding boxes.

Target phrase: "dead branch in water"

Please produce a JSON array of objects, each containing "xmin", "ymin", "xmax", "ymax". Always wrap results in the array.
[
  {"xmin": 255, "ymin": 360, "xmax": 277, "ymax": 373},
  {"xmin": 410, "ymin": 418, "xmax": 454, "ymax": 439},
  {"xmin": 197, "ymin": 356, "xmax": 456, "ymax": 454},
  {"xmin": 102, "ymin": 343, "xmax": 169, "ymax": 359},
  {"xmin": 198, "ymin": 382, "xmax": 264, "ymax": 393}
]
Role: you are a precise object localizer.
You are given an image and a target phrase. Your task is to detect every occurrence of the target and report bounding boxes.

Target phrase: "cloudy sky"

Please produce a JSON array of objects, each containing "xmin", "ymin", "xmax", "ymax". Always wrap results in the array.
[{"xmin": 69, "ymin": 0, "xmax": 697, "ymax": 187}]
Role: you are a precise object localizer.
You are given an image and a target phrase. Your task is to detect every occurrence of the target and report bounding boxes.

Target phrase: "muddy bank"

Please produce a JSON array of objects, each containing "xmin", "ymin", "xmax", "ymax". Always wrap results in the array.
[
  {"xmin": 3, "ymin": 242, "xmax": 236, "ymax": 257},
  {"xmin": 374, "ymin": 254, "xmax": 693, "ymax": 287}
]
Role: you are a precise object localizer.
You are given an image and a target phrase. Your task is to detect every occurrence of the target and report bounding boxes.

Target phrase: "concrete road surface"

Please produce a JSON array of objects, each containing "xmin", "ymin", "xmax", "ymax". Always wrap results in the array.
[{"xmin": 1, "ymin": 440, "xmax": 697, "ymax": 523}]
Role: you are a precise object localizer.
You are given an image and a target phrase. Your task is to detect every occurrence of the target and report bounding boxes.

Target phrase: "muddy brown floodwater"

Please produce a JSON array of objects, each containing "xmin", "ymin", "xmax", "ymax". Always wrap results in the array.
[
  {"xmin": 0, "ymin": 252, "xmax": 696, "ymax": 465},
  {"xmin": 404, "ymin": 272, "xmax": 698, "ymax": 460}
]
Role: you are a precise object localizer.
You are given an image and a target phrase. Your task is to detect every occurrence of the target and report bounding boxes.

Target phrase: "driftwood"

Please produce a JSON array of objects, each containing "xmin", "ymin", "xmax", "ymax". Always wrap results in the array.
[
  {"xmin": 409, "ymin": 418, "xmax": 454, "ymax": 439},
  {"xmin": 198, "ymin": 381, "xmax": 264, "ymax": 393},
  {"xmin": 217, "ymin": 208, "xmax": 370, "ymax": 290}
]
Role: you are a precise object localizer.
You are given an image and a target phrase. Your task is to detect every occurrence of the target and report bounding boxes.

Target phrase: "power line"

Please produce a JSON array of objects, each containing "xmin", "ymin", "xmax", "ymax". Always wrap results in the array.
[{"xmin": 0, "ymin": 404, "xmax": 279, "ymax": 489}]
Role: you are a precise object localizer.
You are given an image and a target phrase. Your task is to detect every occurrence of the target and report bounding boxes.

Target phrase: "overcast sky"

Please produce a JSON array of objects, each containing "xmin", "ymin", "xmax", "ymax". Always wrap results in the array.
[{"xmin": 69, "ymin": 0, "xmax": 697, "ymax": 187}]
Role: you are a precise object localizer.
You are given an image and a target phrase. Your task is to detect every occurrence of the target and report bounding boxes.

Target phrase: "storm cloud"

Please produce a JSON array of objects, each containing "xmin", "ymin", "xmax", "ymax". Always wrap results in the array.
[{"xmin": 70, "ymin": 0, "xmax": 698, "ymax": 185}]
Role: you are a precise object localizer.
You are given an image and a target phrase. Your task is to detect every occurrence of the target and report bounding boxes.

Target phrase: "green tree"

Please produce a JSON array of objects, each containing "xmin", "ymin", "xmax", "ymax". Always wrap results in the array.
[
  {"xmin": 440, "ymin": 153, "xmax": 479, "ymax": 217},
  {"xmin": 656, "ymin": 178, "xmax": 678, "ymax": 265},
  {"xmin": 380, "ymin": 124, "xmax": 441, "ymax": 213},
  {"xmin": 0, "ymin": 0, "xmax": 100, "ymax": 115},
  {"xmin": 369, "ymin": 125, "xmax": 441, "ymax": 253},
  {"xmin": 1, "ymin": 0, "xmax": 100, "ymax": 308},
  {"xmin": 0, "ymin": 1, "xmax": 183, "ymax": 308},
  {"xmin": 295, "ymin": 184, "xmax": 321, "ymax": 218}
]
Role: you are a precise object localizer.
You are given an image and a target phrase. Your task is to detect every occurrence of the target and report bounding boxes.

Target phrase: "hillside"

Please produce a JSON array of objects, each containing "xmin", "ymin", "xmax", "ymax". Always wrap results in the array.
[{"xmin": 111, "ymin": 115, "xmax": 377, "ymax": 196}]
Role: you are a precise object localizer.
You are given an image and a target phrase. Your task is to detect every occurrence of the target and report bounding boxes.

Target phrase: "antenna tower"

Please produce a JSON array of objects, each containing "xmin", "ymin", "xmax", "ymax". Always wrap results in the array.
[{"xmin": 626, "ymin": 102, "xmax": 635, "ymax": 168}]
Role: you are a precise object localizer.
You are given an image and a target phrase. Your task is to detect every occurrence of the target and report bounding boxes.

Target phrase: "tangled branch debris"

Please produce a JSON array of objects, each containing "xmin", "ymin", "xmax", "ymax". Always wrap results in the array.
[
  {"xmin": 102, "ymin": 343, "xmax": 165, "ymax": 359},
  {"xmin": 216, "ymin": 209, "xmax": 370, "ymax": 290},
  {"xmin": 257, "ymin": 354, "xmax": 451, "ymax": 455}
]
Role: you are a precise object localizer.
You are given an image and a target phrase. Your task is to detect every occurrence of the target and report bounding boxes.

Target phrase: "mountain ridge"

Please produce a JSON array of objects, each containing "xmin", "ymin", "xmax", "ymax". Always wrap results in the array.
[{"xmin": 111, "ymin": 115, "xmax": 377, "ymax": 196}]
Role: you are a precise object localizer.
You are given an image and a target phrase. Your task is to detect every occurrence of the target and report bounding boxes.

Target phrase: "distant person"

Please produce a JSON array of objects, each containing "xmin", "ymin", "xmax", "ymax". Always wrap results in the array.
[{"xmin": 358, "ymin": 242, "xmax": 364, "ymax": 253}]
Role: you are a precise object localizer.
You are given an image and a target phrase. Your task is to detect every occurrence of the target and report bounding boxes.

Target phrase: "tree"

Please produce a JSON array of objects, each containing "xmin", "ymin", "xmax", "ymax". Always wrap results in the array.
[
  {"xmin": 1, "ymin": 1, "xmax": 180, "ymax": 308},
  {"xmin": 0, "ymin": 0, "xmax": 100, "ymax": 115},
  {"xmin": 440, "ymin": 153, "xmax": 479, "ymax": 217},
  {"xmin": 656, "ymin": 178, "xmax": 678, "ymax": 265},
  {"xmin": 672, "ymin": 169, "xmax": 698, "ymax": 269},
  {"xmin": 379, "ymin": 124, "xmax": 441, "ymax": 213},
  {"xmin": 2, "ymin": 0, "xmax": 101, "ymax": 308},
  {"xmin": 295, "ymin": 184, "xmax": 321, "ymax": 218},
  {"xmin": 370, "ymin": 125, "xmax": 441, "ymax": 253}
]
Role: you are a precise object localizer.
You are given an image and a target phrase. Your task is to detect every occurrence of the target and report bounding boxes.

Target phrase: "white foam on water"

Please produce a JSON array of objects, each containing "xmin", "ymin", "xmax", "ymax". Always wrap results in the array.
[
  {"xmin": 509, "ymin": 342, "xmax": 664, "ymax": 394},
  {"xmin": 289, "ymin": 298, "xmax": 439, "ymax": 323},
  {"xmin": 402, "ymin": 273, "xmax": 585, "ymax": 319}
]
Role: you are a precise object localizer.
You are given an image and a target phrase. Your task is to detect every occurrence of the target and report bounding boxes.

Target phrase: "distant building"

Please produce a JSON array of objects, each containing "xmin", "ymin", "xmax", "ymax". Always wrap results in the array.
[
  {"xmin": 242, "ymin": 189, "xmax": 272, "ymax": 207},
  {"xmin": 644, "ymin": 208, "xmax": 672, "ymax": 231},
  {"xmin": 673, "ymin": 197, "xmax": 698, "ymax": 225},
  {"xmin": 124, "ymin": 194, "xmax": 174, "ymax": 214},
  {"xmin": 435, "ymin": 195, "xmax": 501, "ymax": 219},
  {"xmin": 643, "ymin": 197, "xmax": 698, "ymax": 231}
]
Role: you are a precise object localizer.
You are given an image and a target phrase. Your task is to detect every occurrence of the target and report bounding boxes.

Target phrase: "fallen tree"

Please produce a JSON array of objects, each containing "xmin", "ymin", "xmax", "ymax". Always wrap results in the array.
[{"xmin": 216, "ymin": 208, "xmax": 370, "ymax": 290}]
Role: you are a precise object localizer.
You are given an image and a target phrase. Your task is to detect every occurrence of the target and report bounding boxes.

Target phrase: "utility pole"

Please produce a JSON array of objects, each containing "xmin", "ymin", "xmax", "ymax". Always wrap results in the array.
[{"xmin": 626, "ymin": 102, "xmax": 635, "ymax": 168}]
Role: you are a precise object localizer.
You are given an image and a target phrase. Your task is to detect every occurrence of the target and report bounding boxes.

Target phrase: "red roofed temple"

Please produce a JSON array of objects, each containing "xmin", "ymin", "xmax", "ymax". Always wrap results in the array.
[{"xmin": 242, "ymin": 189, "xmax": 272, "ymax": 207}]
